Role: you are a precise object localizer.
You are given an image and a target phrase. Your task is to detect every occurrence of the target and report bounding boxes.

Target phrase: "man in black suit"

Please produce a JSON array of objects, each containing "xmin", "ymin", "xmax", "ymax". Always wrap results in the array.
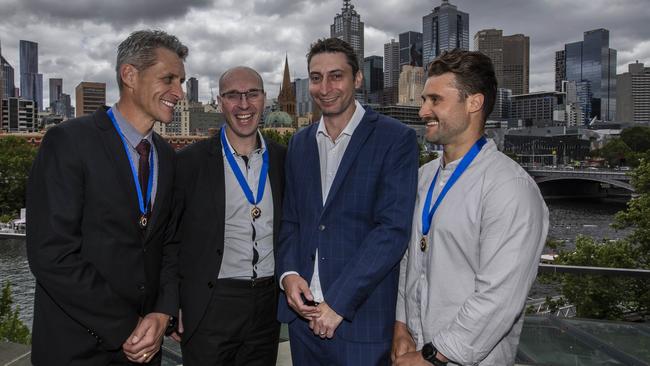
[
  {"xmin": 26, "ymin": 30, "xmax": 187, "ymax": 365},
  {"xmin": 173, "ymin": 66, "xmax": 285, "ymax": 365}
]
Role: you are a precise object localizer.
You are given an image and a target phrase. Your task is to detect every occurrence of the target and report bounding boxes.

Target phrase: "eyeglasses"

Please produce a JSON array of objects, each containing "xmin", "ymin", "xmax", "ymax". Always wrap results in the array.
[{"xmin": 220, "ymin": 89, "xmax": 264, "ymax": 103}]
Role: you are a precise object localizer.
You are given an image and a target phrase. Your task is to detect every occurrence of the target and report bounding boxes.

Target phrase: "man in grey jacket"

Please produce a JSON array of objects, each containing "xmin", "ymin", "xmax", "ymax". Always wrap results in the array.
[{"xmin": 392, "ymin": 49, "xmax": 549, "ymax": 366}]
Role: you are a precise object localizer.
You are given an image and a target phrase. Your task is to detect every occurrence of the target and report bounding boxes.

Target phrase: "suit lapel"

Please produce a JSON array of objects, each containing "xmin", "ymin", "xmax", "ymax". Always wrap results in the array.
[
  {"xmin": 267, "ymin": 142, "xmax": 283, "ymax": 248},
  {"xmin": 208, "ymin": 134, "xmax": 227, "ymax": 246},
  {"xmin": 96, "ymin": 108, "xmax": 141, "ymax": 228},
  {"xmin": 322, "ymin": 109, "xmax": 377, "ymax": 213},
  {"xmin": 306, "ymin": 125, "xmax": 325, "ymax": 208}
]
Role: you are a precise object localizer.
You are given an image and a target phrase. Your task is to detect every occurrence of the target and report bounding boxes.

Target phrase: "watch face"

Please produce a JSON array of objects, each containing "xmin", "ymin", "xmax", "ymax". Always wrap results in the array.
[{"xmin": 422, "ymin": 343, "xmax": 435, "ymax": 358}]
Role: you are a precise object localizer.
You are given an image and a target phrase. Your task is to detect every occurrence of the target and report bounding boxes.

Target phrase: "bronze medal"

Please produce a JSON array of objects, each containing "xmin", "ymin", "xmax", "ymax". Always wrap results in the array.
[
  {"xmin": 251, "ymin": 206, "xmax": 262, "ymax": 219},
  {"xmin": 420, "ymin": 236, "xmax": 427, "ymax": 252},
  {"xmin": 139, "ymin": 215, "xmax": 148, "ymax": 229}
]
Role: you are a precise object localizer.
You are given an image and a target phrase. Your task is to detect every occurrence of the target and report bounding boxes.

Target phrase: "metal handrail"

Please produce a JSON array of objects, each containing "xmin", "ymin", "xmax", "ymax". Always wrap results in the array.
[{"xmin": 538, "ymin": 263, "xmax": 650, "ymax": 278}]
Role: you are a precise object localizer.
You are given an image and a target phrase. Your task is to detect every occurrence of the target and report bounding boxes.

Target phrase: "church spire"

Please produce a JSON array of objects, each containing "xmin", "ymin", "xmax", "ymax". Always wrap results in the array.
[{"xmin": 277, "ymin": 54, "xmax": 296, "ymax": 125}]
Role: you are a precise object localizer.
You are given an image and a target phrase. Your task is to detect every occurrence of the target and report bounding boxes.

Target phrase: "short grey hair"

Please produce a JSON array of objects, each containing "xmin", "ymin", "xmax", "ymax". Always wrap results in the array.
[{"xmin": 116, "ymin": 29, "xmax": 189, "ymax": 91}]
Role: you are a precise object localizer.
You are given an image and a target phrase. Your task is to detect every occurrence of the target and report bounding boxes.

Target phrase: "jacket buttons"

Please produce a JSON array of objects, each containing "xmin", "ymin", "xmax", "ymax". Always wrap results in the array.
[
  {"xmin": 318, "ymin": 225, "xmax": 326, "ymax": 231},
  {"xmin": 217, "ymin": 249, "xmax": 223, "ymax": 256},
  {"xmin": 208, "ymin": 281, "xmax": 214, "ymax": 288},
  {"xmin": 138, "ymin": 284, "xmax": 145, "ymax": 291}
]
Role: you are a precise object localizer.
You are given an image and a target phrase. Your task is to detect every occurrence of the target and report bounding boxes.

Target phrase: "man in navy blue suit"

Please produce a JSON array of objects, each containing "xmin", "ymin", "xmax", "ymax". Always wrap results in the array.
[{"xmin": 277, "ymin": 38, "xmax": 419, "ymax": 365}]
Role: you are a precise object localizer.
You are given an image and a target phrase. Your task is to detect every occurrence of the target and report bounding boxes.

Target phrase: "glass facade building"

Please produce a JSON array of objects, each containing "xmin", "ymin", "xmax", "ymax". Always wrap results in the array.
[
  {"xmin": 186, "ymin": 77, "xmax": 199, "ymax": 103},
  {"xmin": 19, "ymin": 40, "xmax": 43, "ymax": 111},
  {"xmin": 363, "ymin": 56, "xmax": 383, "ymax": 104},
  {"xmin": 399, "ymin": 31, "xmax": 423, "ymax": 68},
  {"xmin": 563, "ymin": 29, "xmax": 616, "ymax": 122},
  {"xmin": 422, "ymin": 0, "xmax": 469, "ymax": 69}
]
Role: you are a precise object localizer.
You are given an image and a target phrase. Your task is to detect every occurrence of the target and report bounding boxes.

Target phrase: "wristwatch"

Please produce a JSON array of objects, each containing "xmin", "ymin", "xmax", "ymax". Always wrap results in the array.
[
  {"xmin": 421, "ymin": 342, "xmax": 448, "ymax": 366},
  {"xmin": 165, "ymin": 315, "xmax": 177, "ymax": 336}
]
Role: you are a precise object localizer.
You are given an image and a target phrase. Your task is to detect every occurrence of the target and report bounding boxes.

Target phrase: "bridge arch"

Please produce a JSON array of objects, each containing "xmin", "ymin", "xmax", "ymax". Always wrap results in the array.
[{"xmin": 535, "ymin": 176, "xmax": 634, "ymax": 192}]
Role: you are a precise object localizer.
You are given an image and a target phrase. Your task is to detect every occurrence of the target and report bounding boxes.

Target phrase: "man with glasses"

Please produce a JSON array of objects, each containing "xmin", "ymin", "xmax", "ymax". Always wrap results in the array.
[{"xmin": 173, "ymin": 66, "xmax": 285, "ymax": 365}]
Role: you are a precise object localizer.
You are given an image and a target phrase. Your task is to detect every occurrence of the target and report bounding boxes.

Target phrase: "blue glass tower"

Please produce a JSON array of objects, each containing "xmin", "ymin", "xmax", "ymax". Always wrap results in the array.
[
  {"xmin": 20, "ymin": 40, "xmax": 44, "ymax": 111},
  {"xmin": 422, "ymin": 0, "xmax": 469, "ymax": 69},
  {"xmin": 563, "ymin": 29, "xmax": 616, "ymax": 122}
]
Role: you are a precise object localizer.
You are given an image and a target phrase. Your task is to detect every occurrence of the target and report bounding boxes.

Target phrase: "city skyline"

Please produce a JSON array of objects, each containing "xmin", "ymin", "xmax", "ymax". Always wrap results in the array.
[{"xmin": 0, "ymin": 0, "xmax": 648, "ymax": 109}]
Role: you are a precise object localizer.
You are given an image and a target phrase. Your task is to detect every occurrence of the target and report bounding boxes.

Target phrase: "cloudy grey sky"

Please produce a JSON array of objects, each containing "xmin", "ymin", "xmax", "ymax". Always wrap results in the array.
[{"xmin": 1, "ymin": 0, "xmax": 648, "ymax": 107}]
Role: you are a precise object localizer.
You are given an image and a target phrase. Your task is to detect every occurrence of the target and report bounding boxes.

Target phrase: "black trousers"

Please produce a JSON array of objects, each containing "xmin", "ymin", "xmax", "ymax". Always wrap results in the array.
[{"xmin": 181, "ymin": 277, "xmax": 280, "ymax": 366}]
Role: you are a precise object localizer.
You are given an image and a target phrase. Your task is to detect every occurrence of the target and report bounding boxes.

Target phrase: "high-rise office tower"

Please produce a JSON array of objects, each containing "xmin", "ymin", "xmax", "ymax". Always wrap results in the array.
[
  {"xmin": 75, "ymin": 82, "xmax": 106, "ymax": 117},
  {"xmin": 383, "ymin": 39, "xmax": 400, "ymax": 105},
  {"xmin": 363, "ymin": 55, "xmax": 384, "ymax": 104},
  {"xmin": 562, "ymin": 28, "xmax": 616, "ymax": 122},
  {"xmin": 617, "ymin": 61, "xmax": 650, "ymax": 123},
  {"xmin": 330, "ymin": 0, "xmax": 364, "ymax": 69},
  {"xmin": 474, "ymin": 29, "xmax": 529, "ymax": 95},
  {"xmin": 49, "ymin": 78, "xmax": 63, "ymax": 105},
  {"xmin": 399, "ymin": 31, "xmax": 423, "ymax": 68},
  {"xmin": 186, "ymin": 77, "xmax": 199, "ymax": 103},
  {"xmin": 277, "ymin": 55, "xmax": 296, "ymax": 122},
  {"xmin": 422, "ymin": 0, "xmax": 469, "ymax": 68},
  {"xmin": 294, "ymin": 78, "xmax": 313, "ymax": 117},
  {"xmin": 1, "ymin": 54, "xmax": 15, "ymax": 98},
  {"xmin": 0, "ymin": 41, "xmax": 4, "ymax": 125},
  {"xmin": 502, "ymin": 34, "xmax": 529, "ymax": 95},
  {"xmin": 1, "ymin": 97, "xmax": 37, "ymax": 132},
  {"xmin": 398, "ymin": 65, "xmax": 425, "ymax": 106},
  {"xmin": 555, "ymin": 50, "xmax": 566, "ymax": 92},
  {"xmin": 20, "ymin": 40, "xmax": 43, "ymax": 111}
]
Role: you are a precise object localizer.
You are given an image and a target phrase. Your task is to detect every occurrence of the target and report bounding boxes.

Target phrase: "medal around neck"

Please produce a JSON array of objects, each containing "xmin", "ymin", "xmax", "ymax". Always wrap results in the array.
[
  {"xmin": 107, "ymin": 108, "xmax": 154, "ymax": 230},
  {"xmin": 220, "ymin": 127, "xmax": 269, "ymax": 220},
  {"xmin": 420, "ymin": 137, "xmax": 487, "ymax": 251}
]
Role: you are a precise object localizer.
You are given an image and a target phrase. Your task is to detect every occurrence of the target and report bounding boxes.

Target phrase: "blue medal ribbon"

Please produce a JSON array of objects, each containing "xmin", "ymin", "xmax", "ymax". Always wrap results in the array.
[
  {"xmin": 220, "ymin": 127, "xmax": 269, "ymax": 210},
  {"xmin": 421, "ymin": 136, "xmax": 487, "ymax": 236},
  {"xmin": 106, "ymin": 108, "xmax": 154, "ymax": 216}
]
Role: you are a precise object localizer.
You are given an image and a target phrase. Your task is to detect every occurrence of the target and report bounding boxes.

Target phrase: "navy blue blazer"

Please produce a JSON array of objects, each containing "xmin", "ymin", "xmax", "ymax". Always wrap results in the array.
[{"xmin": 277, "ymin": 107, "xmax": 418, "ymax": 342}]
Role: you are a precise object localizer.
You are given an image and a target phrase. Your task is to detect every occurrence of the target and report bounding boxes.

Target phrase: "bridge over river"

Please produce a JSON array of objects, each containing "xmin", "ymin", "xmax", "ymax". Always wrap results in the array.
[{"xmin": 524, "ymin": 167, "xmax": 634, "ymax": 198}]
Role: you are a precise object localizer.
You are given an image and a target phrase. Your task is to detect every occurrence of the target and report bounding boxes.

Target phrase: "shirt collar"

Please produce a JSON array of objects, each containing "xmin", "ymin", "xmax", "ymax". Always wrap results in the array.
[
  {"xmin": 111, "ymin": 103, "xmax": 153, "ymax": 148},
  {"xmin": 221, "ymin": 127, "xmax": 267, "ymax": 157},
  {"xmin": 316, "ymin": 100, "xmax": 366, "ymax": 141}
]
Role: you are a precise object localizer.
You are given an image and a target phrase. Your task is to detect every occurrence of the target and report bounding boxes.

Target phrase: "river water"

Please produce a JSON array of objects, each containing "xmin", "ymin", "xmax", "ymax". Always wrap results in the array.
[{"xmin": 0, "ymin": 198, "xmax": 633, "ymax": 328}]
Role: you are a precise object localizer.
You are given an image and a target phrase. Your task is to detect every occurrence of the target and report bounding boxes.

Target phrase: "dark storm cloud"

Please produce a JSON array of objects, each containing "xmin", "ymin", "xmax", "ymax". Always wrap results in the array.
[{"xmin": 14, "ymin": 0, "xmax": 212, "ymax": 26}]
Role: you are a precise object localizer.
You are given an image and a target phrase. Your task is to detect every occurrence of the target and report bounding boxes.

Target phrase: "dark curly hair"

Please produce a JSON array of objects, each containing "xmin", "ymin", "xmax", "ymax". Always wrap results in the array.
[{"xmin": 307, "ymin": 38, "xmax": 359, "ymax": 76}]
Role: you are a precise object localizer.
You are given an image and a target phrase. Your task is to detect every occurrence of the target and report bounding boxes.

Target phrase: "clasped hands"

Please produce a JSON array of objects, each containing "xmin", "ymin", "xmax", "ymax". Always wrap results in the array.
[
  {"xmin": 122, "ymin": 312, "xmax": 169, "ymax": 363},
  {"xmin": 282, "ymin": 274, "xmax": 343, "ymax": 339}
]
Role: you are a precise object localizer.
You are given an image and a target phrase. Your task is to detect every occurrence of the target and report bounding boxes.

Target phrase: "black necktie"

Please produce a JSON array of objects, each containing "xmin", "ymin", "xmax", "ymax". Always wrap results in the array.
[{"xmin": 135, "ymin": 139, "xmax": 151, "ymax": 211}]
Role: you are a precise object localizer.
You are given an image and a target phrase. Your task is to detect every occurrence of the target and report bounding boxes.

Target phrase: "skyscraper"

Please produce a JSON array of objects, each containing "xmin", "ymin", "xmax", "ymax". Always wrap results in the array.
[
  {"xmin": 294, "ymin": 78, "xmax": 313, "ymax": 117},
  {"xmin": 363, "ymin": 55, "xmax": 383, "ymax": 104},
  {"xmin": 277, "ymin": 55, "xmax": 296, "ymax": 122},
  {"xmin": 186, "ymin": 77, "xmax": 199, "ymax": 103},
  {"xmin": 617, "ymin": 61, "xmax": 650, "ymax": 123},
  {"xmin": 562, "ymin": 29, "xmax": 616, "ymax": 122},
  {"xmin": 75, "ymin": 82, "xmax": 106, "ymax": 117},
  {"xmin": 555, "ymin": 50, "xmax": 566, "ymax": 92},
  {"xmin": 399, "ymin": 31, "xmax": 423, "ymax": 68},
  {"xmin": 502, "ymin": 34, "xmax": 529, "ymax": 95},
  {"xmin": 422, "ymin": 0, "xmax": 469, "ymax": 68},
  {"xmin": 0, "ymin": 41, "xmax": 4, "ymax": 125},
  {"xmin": 330, "ymin": 0, "xmax": 364, "ymax": 68},
  {"xmin": 383, "ymin": 39, "xmax": 400, "ymax": 105},
  {"xmin": 474, "ymin": 29, "xmax": 529, "ymax": 95},
  {"xmin": 1, "ymin": 54, "xmax": 15, "ymax": 98},
  {"xmin": 49, "ymin": 78, "xmax": 63, "ymax": 105},
  {"xmin": 20, "ymin": 40, "xmax": 44, "ymax": 111}
]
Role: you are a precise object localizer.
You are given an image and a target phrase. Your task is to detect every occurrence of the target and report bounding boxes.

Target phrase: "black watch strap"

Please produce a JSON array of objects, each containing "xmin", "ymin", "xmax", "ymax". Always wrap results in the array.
[
  {"xmin": 164, "ymin": 315, "xmax": 177, "ymax": 336},
  {"xmin": 421, "ymin": 342, "xmax": 448, "ymax": 366}
]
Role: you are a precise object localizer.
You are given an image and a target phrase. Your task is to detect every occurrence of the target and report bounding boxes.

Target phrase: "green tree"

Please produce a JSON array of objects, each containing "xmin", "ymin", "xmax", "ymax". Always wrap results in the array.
[
  {"xmin": 551, "ymin": 158, "xmax": 650, "ymax": 320},
  {"xmin": 620, "ymin": 126, "xmax": 650, "ymax": 153},
  {"xmin": 0, "ymin": 282, "xmax": 31, "ymax": 344},
  {"xmin": 261, "ymin": 129, "xmax": 294, "ymax": 147},
  {"xmin": 593, "ymin": 138, "xmax": 632, "ymax": 167},
  {"xmin": 0, "ymin": 136, "xmax": 37, "ymax": 216}
]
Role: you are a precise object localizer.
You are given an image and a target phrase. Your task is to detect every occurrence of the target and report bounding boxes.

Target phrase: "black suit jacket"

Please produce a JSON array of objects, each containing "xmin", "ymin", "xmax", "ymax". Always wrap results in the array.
[
  {"xmin": 26, "ymin": 107, "xmax": 178, "ymax": 364},
  {"xmin": 174, "ymin": 130, "xmax": 285, "ymax": 343}
]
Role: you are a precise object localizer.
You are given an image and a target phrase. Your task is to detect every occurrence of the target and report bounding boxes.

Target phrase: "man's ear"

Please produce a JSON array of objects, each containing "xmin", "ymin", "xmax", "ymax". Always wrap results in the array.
[
  {"xmin": 119, "ymin": 64, "xmax": 138, "ymax": 90},
  {"xmin": 467, "ymin": 93, "xmax": 484, "ymax": 115},
  {"xmin": 354, "ymin": 70, "xmax": 363, "ymax": 89}
]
